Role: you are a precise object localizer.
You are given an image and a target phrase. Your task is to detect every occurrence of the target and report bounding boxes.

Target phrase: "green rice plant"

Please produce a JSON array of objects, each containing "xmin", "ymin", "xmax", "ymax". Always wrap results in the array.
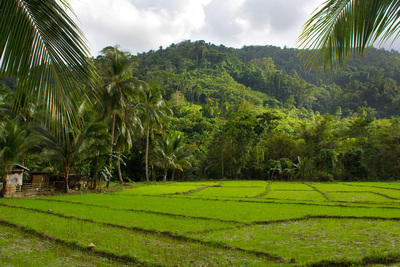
[
  {"xmin": 190, "ymin": 186, "xmax": 268, "ymax": 198},
  {"xmin": 263, "ymin": 190, "xmax": 327, "ymax": 202},
  {"xmin": 369, "ymin": 188, "xmax": 400, "ymax": 199},
  {"xmin": 346, "ymin": 182, "xmax": 400, "ymax": 190},
  {"xmin": 0, "ymin": 198, "xmax": 238, "ymax": 233},
  {"xmin": 116, "ymin": 184, "xmax": 205, "ymax": 195},
  {"xmin": 327, "ymin": 192, "xmax": 397, "ymax": 203},
  {"xmin": 0, "ymin": 224, "xmax": 126, "ymax": 266},
  {"xmin": 309, "ymin": 183, "xmax": 370, "ymax": 192},
  {"xmin": 307, "ymin": 252, "xmax": 400, "ymax": 266},
  {"xmin": 172, "ymin": 181, "xmax": 222, "ymax": 186},
  {"xmin": 3, "ymin": 182, "xmax": 400, "ymax": 266},
  {"xmin": 42, "ymin": 194, "xmax": 400, "ymax": 223},
  {"xmin": 186, "ymin": 218, "xmax": 400, "ymax": 265},
  {"xmin": 219, "ymin": 180, "xmax": 269, "ymax": 187},
  {"xmin": 270, "ymin": 182, "xmax": 314, "ymax": 191},
  {"xmin": 170, "ymin": 194, "xmax": 327, "ymax": 205},
  {"xmin": 0, "ymin": 205, "xmax": 277, "ymax": 266}
]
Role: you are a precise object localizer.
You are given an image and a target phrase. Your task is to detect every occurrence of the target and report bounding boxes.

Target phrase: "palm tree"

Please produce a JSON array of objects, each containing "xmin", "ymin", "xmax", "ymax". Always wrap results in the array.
[
  {"xmin": 41, "ymin": 111, "xmax": 110, "ymax": 192},
  {"xmin": 0, "ymin": 0, "xmax": 97, "ymax": 131},
  {"xmin": 139, "ymin": 84, "xmax": 171, "ymax": 183},
  {"xmin": 113, "ymin": 107, "xmax": 142, "ymax": 183},
  {"xmin": 0, "ymin": 118, "xmax": 39, "ymax": 196},
  {"xmin": 151, "ymin": 131, "xmax": 191, "ymax": 182},
  {"xmin": 269, "ymin": 158, "xmax": 294, "ymax": 180},
  {"xmin": 293, "ymin": 156, "xmax": 314, "ymax": 181},
  {"xmin": 94, "ymin": 46, "xmax": 144, "ymax": 186},
  {"xmin": 170, "ymin": 145, "xmax": 193, "ymax": 181},
  {"xmin": 298, "ymin": 0, "xmax": 400, "ymax": 70}
]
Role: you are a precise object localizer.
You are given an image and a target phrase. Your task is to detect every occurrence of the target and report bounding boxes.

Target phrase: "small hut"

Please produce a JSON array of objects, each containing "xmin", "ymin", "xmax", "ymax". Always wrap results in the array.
[
  {"xmin": 31, "ymin": 171, "xmax": 50, "ymax": 187},
  {"xmin": 6, "ymin": 164, "xmax": 30, "ymax": 193}
]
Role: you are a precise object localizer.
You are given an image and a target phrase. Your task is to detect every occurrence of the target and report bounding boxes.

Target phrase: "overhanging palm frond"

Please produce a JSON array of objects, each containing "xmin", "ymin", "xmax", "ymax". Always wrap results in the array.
[
  {"xmin": 298, "ymin": 0, "xmax": 400, "ymax": 70},
  {"xmin": 0, "ymin": 0, "xmax": 98, "ymax": 131}
]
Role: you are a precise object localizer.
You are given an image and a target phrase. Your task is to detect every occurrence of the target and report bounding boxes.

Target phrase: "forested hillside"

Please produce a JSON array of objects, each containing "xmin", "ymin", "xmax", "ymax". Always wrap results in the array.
[
  {"xmin": 137, "ymin": 40, "xmax": 400, "ymax": 118},
  {"xmin": 3, "ymin": 41, "xmax": 400, "ymax": 186},
  {"xmin": 128, "ymin": 41, "xmax": 400, "ymax": 182}
]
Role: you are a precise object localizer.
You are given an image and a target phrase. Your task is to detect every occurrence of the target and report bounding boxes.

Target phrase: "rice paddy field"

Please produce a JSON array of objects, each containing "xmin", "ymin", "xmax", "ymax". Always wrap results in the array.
[{"xmin": 1, "ymin": 181, "xmax": 400, "ymax": 266}]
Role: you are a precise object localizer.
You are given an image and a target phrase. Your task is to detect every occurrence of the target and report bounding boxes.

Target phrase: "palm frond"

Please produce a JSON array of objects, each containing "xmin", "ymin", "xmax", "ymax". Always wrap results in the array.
[
  {"xmin": 0, "ymin": 0, "xmax": 98, "ymax": 132},
  {"xmin": 298, "ymin": 0, "xmax": 400, "ymax": 70}
]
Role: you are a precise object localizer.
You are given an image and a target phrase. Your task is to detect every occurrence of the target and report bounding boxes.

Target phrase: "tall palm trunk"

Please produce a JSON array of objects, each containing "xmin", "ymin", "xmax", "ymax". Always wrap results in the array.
[
  {"xmin": 1, "ymin": 163, "xmax": 8, "ymax": 197},
  {"xmin": 171, "ymin": 169, "xmax": 176, "ymax": 181},
  {"xmin": 145, "ymin": 124, "xmax": 150, "ymax": 183},
  {"xmin": 162, "ymin": 166, "xmax": 168, "ymax": 182},
  {"xmin": 117, "ymin": 148, "xmax": 123, "ymax": 183},
  {"xmin": 107, "ymin": 112, "xmax": 116, "ymax": 188},
  {"xmin": 64, "ymin": 165, "xmax": 70, "ymax": 192}
]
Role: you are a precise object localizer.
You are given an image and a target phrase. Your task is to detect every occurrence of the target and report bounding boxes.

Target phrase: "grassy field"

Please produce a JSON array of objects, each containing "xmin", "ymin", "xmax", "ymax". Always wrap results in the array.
[{"xmin": 1, "ymin": 181, "xmax": 400, "ymax": 266}]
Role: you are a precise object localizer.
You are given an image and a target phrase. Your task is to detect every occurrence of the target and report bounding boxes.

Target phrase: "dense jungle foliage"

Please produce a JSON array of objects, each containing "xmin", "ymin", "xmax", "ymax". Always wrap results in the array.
[
  {"xmin": 132, "ymin": 40, "xmax": 400, "ymax": 182},
  {"xmin": 3, "ymin": 40, "xmax": 400, "ymax": 187}
]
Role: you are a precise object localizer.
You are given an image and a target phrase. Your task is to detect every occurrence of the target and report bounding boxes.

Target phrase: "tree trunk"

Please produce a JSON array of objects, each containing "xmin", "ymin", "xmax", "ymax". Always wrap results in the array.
[
  {"xmin": 117, "ymin": 148, "xmax": 123, "ymax": 184},
  {"xmin": 64, "ymin": 165, "xmax": 70, "ymax": 193},
  {"xmin": 162, "ymin": 167, "xmax": 167, "ymax": 182},
  {"xmin": 145, "ymin": 124, "xmax": 150, "ymax": 183},
  {"xmin": 107, "ymin": 112, "xmax": 116, "ymax": 188},
  {"xmin": 1, "ymin": 166, "xmax": 8, "ymax": 197},
  {"xmin": 171, "ymin": 169, "xmax": 176, "ymax": 181},
  {"xmin": 106, "ymin": 171, "xmax": 111, "ymax": 188}
]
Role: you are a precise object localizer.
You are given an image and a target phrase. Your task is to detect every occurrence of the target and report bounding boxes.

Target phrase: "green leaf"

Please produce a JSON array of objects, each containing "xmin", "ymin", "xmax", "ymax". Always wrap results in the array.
[{"xmin": 0, "ymin": 0, "xmax": 99, "ymax": 133}]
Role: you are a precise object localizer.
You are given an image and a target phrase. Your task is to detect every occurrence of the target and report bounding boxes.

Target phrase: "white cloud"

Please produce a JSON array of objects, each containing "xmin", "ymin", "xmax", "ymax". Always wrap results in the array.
[
  {"xmin": 70, "ymin": 0, "xmax": 211, "ymax": 54},
  {"xmin": 190, "ymin": 0, "xmax": 319, "ymax": 49},
  {"xmin": 69, "ymin": 0, "xmax": 400, "ymax": 56}
]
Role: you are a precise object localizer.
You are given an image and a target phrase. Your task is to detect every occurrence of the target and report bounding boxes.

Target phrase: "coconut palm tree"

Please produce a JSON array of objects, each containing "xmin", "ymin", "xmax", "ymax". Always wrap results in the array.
[
  {"xmin": 41, "ymin": 109, "xmax": 110, "ymax": 192},
  {"xmin": 139, "ymin": 84, "xmax": 171, "ymax": 183},
  {"xmin": 151, "ymin": 131, "xmax": 191, "ymax": 182},
  {"xmin": 298, "ymin": 0, "xmax": 400, "ymax": 70},
  {"xmin": 94, "ymin": 46, "xmax": 145, "ymax": 186},
  {"xmin": 113, "ymin": 106, "xmax": 142, "ymax": 183},
  {"xmin": 0, "ymin": 118, "xmax": 39, "ymax": 196},
  {"xmin": 293, "ymin": 156, "xmax": 314, "ymax": 180},
  {"xmin": 0, "ymin": 0, "xmax": 97, "ymax": 131}
]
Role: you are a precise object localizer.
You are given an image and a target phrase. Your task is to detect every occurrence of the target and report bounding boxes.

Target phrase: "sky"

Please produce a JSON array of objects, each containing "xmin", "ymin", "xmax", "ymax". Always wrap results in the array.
[{"xmin": 69, "ymin": 0, "xmax": 400, "ymax": 56}]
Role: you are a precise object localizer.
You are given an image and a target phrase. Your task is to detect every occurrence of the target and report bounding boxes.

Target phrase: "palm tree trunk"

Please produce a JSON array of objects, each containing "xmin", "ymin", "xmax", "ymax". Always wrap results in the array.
[
  {"xmin": 108, "ymin": 114, "xmax": 117, "ymax": 185},
  {"xmin": 64, "ymin": 165, "xmax": 70, "ymax": 193},
  {"xmin": 162, "ymin": 167, "xmax": 167, "ymax": 182},
  {"xmin": 117, "ymin": 151, "xmax": 123, "ymax": 184},
  {"xmin": 145, "ymin": 124, "xmax": 150, "ymax": 183},
  {"xmin": 107, "ymin": 112, "xmax": 116, "ymax": 188},
  {"xmin": 1, "ymin": 165, "xmax": 8, "ymax": 197},
  {"xmin": 171, "ymin": 169, "xmax": 176, "ymax": 181}
]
